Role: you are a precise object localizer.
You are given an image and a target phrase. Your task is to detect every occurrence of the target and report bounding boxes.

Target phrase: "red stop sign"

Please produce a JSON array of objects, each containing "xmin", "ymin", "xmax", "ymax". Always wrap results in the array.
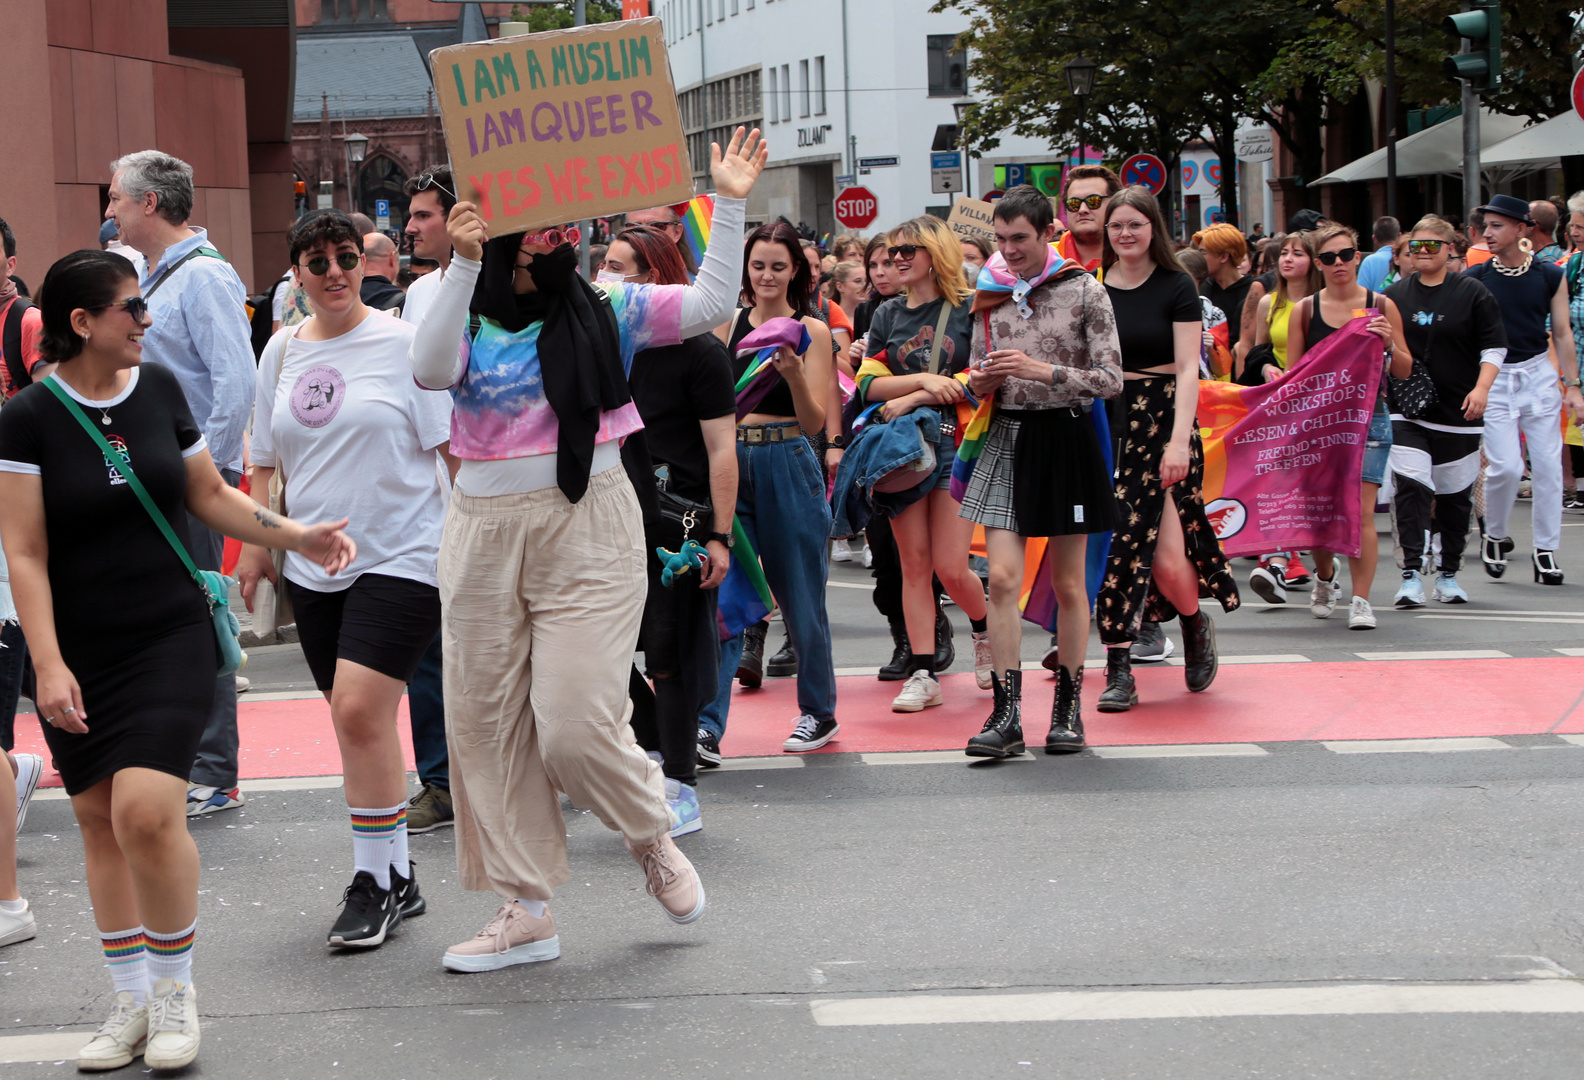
[{"xmin": 834, "ymin": 186, "xmax": 879, "ymax": 230}]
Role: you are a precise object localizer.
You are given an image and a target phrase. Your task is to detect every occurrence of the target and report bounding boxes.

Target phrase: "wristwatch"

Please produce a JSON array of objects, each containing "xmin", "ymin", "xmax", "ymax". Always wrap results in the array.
[
  {"xmin": 707, "ymin": 531, "xmax": 735, "ymax": 549},
  {"xmin": 830, "ymin": 435, "xmax": 848, "ymax": 449},
  {"xmin": 1566, "ymin": 377, "xmax": 1582, "ymax": 388}
]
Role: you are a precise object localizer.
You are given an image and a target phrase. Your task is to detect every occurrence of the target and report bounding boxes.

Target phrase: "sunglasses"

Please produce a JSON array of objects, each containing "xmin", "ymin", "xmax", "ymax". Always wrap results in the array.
[
  {"xmin": 1316, "ymin": 247, "xmax": 1358, "ymax": 265},
  {"xmin": 413, "ymin": 171, "xmax": 459, "ymax": 201},
  {"xmin": 300, "ymin": 251, "xmax": 362, "ymax": 276},
  {"xmin": 1065, "ymin": 194, "xmax": 1105, "ymax": 212},
  {"xmin": 1407, "ymin": 239, "xmax": 1445, "ymax": 254},
  {"xmin": 94, "ymin": 296, "xmax": 149, "ymax": 322},
  {"xmin": 520, "ymin": 227, "xmax": 582, "ymax": 248},
  {"xmin": 887, "ymin": 244, "xmax": 921, "ymax": 260}
]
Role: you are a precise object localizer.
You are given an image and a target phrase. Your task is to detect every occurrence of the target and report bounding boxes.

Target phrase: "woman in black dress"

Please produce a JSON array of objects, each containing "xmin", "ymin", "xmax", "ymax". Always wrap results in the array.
[{"xmin": 0, "ymin": 251, "xmax": 354, "ymax": 1071}]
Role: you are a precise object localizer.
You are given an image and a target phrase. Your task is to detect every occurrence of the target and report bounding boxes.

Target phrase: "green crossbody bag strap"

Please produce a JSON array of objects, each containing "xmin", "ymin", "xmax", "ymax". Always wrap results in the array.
[{"xmin": 41, "ymin": 377, "xmax": 206, "ymax": 592}]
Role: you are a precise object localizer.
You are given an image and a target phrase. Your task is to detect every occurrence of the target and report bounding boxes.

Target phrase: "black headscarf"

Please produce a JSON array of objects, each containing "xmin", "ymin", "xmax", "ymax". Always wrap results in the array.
[{"xmin": 471, "ymin": 236, "xmax": 631, "ymax": 502}]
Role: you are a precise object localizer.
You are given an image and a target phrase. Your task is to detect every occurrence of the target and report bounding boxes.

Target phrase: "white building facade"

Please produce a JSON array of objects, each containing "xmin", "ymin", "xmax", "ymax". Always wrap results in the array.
[{"xmin": 654, "ymin": 0, "xmax": 1060, "ymax": 236}]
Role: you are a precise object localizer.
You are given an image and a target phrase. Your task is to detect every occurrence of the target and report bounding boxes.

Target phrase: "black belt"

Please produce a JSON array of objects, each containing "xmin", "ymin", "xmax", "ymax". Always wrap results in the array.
[{"xmin": 737, "ymin": 422, "xmax": 804, "ymax": 444}]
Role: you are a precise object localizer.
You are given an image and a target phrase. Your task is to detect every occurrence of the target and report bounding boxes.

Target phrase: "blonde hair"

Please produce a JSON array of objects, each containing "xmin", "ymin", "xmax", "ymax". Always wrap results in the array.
[
  {"xmin": 889, "ymin": 216, "xmax": 971, "ymax": 306},
  {"xmin": 831, "ymin": 233, "xmax": 866, "ymax": 262},
  {"xmin": 1309, "ymin": 222, "xmax": 1359, "ymax": 251},
  {"xmin": 1193, "ymin": 222, "xmax": 1248, "ymax": 262},
  {"xmin": 825, "ymin": 259, "xmax": 863, "ymax": 300},
  {"xmin": 1409, "ymin": 214, "xmax": 1458, "ymax": 244}
]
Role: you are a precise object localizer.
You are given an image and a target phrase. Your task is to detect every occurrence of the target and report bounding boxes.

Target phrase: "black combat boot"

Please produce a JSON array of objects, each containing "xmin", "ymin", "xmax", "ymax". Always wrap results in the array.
[
  {"xmin": 1180, "ymin": 611, "xmax": 1218, "ymax": 693},
  {"xmin": 766, "ymin": 630, "xmax": 798, "ymax": 677},
  {"xmin": 932, "ymin": 606, "xmax": 955, "ymax": 672},
  {"xmin": 1045, "ymin": 666, "xmax": 1086, "ymax": 754},
  {"xmin": 737, "ymin": 621, "xmax": 767, "ymax": 689},
  {"xmin": 877, "ymin": 617, "xmax": 911, "ymax": 681},
  {"xmin": 965, "ymin": 670, "xmax": 1024, "ymax": 758},
  {"xmin": 1096, "ymin": 647, "xmax": 1137, "ymax": 712}
]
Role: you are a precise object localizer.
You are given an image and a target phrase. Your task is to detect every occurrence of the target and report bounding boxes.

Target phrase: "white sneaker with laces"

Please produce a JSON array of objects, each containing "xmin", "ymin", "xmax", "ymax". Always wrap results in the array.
[
  {"xmin": 13, "ymin": 752, "xmax": 42, "ymax": 834},
  {"xmin": 971, "ymin": 630, "xmax": 994, "ymax": 690},
  {"xmin": 830, "ymin": 538, "xmax": 853, "ymax": 563},
  {"xmin": 782, "ymin": 714, "xmax": 840, "ymax": 752},
  {"xmin": 1348, "ymin": 595, "xmax": 1377, "ymax": 630},
  {"xmin": 76, "ymin": 991, "xmax": 149, "ymax": 1071},
  {"xmin": 1311, "ymin": 574, "xmax": 1338, "ymax": 619},
  {"xmin": 1433, "ymin": 573, "xmax": 1469, "ymax": 604},
  {"xmin": 1393, "ymin": 574, "xmax": 1425, "ymax": 608},
  {"xmin": 861, "ymin": 544, "xmax": 873, "ymax": 568},
  {"xmin": 143, "ymin": 979, "xmax": 199, "ymax": 1070},
  {"xmin": 891, "ymin": 669, "xmax": 943, "ymax": 713}
]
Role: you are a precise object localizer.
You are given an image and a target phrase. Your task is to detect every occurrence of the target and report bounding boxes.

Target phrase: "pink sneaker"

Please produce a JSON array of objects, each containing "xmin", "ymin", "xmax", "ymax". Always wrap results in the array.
[
  {"xmin": 442, "ymin": 902, "xmax": 560, "ymax": 973},
  {"xmin": 627, "ymin": 834, "xmax": 706, "ymax": 924}
]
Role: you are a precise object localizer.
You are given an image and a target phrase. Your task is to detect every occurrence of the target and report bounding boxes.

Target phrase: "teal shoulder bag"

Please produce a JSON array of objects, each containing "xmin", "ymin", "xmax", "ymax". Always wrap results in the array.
[{"xmin": 43, "ymin": 377, "xmax": 244, "ymax": 675}]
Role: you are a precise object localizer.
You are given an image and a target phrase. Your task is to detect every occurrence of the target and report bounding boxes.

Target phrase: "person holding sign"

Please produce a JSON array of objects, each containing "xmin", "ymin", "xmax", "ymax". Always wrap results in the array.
[
  {"xmin": 1094, "ymin": 187, "xmax": 1240, "ymax": 713},
  {"xmin": 407, "ymin": 126, "xmax": 766, "ymax": 974},
  {"xmin": 1284, "ymin": 224, "xmax": 1411, "ymax": 630}
]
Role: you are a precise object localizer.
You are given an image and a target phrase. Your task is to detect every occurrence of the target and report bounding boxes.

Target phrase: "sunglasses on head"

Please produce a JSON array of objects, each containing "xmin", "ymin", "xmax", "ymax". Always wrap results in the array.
[
  {"xmin": 1316, "ymin": 247, "xmax": 1357, "ymax": 265},
  {"xmin": 887, "ymin": 243, "xmax": 921, "ymax": 260},
  {"xmin": 1065, "ymin": 194, "xmax": 1105, "ymax": 212},
  {"xmin": 520, "ymin": 226, "xmax": 582, "ymax": 248},
  {"xmin": 94, "ymin": 296, "xmax": 148, "ymax": 322},
  {"xmin": 299, "ymin": 251, "xmax": 362, "ymax": 276},
  {"xmin": 413, "ymin": 171, "xmax": 459, "ymax": 201},
  {"xmin": 1407, "ymin": 239, "xmax": 1445, "ymax": 254}
]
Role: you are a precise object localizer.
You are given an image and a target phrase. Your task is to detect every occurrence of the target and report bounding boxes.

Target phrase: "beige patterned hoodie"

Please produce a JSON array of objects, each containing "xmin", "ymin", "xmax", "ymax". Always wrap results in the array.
[{"xmin": 969, "ymin": 263, "xmax": 1123, "ymax": 409}]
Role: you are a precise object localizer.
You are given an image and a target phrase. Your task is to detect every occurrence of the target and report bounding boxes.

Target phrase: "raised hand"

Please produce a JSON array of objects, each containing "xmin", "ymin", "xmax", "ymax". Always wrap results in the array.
[
  {"xmin": 447, "ymin": 202, "xmax": 489, "ymax": 262},
  {"xmin": 711, "ymin": 127, "xmax": 768, "ymax": 200}
]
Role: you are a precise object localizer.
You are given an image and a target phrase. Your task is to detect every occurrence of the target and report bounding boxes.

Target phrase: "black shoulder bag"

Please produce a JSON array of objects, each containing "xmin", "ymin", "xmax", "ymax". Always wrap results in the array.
[{"xmin": 1386, "ymin": 277, "xmax": 1438, "ymax": 420}]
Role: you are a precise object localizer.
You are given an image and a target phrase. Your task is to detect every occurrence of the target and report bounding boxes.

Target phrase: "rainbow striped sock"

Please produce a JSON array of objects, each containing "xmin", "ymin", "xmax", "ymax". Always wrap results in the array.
[
  {"xmin": 389, "ymin": 805, "xmax": 410, "ymax": 880},
  {"xmin": 144, "ymin": 921, "xmax": 195, "ymax": 989},
  {"xmin": 100, "ymin": 927, "xmax": 149, "ymax": 1004},
  {"xmin": 350, "ymin": 804, "xmax": 405, "ymax": 890}
]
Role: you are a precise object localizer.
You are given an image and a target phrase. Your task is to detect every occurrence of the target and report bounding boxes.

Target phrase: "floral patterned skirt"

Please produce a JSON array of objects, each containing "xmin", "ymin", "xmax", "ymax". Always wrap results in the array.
[{"xmin": 1095, "ymin": 375, "xmax": 1240, "ymax": 646}]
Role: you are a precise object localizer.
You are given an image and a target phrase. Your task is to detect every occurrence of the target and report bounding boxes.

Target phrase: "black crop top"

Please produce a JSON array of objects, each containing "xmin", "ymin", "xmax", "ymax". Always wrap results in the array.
[
  {"xmin": 1104, "ymin": 266, "xmax": 1202, "ymax": 373},
  {"xmin": 728, "ymin": 307, "xmax": 798, "ymax": 417}
]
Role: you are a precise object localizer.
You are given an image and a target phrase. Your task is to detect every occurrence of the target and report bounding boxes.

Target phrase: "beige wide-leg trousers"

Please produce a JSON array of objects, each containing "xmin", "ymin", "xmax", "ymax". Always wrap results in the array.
[{"xmin": 438, "ymin": 466, "xmax": 669, "ymax": 900}]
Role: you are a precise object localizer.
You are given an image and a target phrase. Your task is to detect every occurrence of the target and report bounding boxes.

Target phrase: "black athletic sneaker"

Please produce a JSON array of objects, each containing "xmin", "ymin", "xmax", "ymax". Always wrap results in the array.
[
  {"xmin": 392, "ymin": 863, "xmax": 426, "ymax": 919},
  {"xmin": 696, "ymin": 728, "xmax": 723, "ymax": 768},
  {"xmin": 328, "ymin": 871, "xmax": 400, "ymax": 949}
]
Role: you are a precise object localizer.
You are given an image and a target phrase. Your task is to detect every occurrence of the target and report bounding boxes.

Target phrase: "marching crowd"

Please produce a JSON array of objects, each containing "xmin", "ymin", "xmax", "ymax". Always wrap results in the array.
[{"xmin": 0, "ymin": 131, "xmax": 1580, "ymax": 1073}]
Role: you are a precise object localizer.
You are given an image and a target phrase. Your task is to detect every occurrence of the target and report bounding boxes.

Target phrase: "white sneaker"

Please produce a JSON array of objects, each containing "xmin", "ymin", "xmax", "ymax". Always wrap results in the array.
[
  {"xmin": 1433, "ymin": 572, "xmax": 1469, "ymax": 604},
  {"xmin": 1348, "ymin": 595, "xmax": 1377, "ymax": 630},
  {"xmin": 861, "ymin": 544, "xmax": 873, "ymax": 568},
  {"xmin": 1393, "ymin": 574, "xmax": 1426, "ymax": 609},
  {"xmin": 0, "ymin": 900, "xmax": 36, "ymax": 948},
  {"xmin": 891, "ymin": 670, "xmax": 943, "ymax": 713},
  {"xmin": 235, "ymin": 675, "xmax": 252, "ymax": 693},
  {"xmin": 971, "ymin": 630, "xmax": 994, "ymax": 690},
  {"xmin": 143, "ymin": 978, "xmax": 199, "ymax": 1070},
  {"xmin": 13, "ymin": 752, "xmax": 42, "ymax": 834},
  {"xmin": 830, "ymin": 538, "xmax": 853, "ymax": 563},
  {"xmin": 76, "ymin": 991, "xmax": 148, "ymax": 1071},
  {"xmin": 1311, "ymin": 573, "xmax": 1339, "ymax": 619}
]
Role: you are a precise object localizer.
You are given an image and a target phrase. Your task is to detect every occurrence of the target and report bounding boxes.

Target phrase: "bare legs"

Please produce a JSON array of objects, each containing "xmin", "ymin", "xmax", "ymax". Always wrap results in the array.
[
  {"xmin": 983, "ymin": 528, "xmax": 1091, "ymax": 677},
  {"xmin": 74, "ymin": 768, "xmax": 198, "ymax": 936},
  {"xmin": 328, "ymin": 660, "xmax": 410, "ymax": 809},
  {"xmin": 893, "ymin": 488, "xmax": 989, "ymax": 659},
  {"xmin": 1313, "ymin": 481, "xmax": 1381, "ymax": 601}
]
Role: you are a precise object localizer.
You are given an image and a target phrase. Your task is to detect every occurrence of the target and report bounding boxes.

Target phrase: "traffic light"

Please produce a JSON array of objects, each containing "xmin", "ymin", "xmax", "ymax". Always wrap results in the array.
[{"xmin": 1443, "ymin": 1, "xmax": 1501, "ymax": 91}]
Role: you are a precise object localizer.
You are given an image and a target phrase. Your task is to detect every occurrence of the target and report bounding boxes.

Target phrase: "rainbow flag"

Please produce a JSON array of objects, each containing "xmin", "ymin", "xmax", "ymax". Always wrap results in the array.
[{"xmin": 669, "ymin": 194, "xmax": 714, "ymax": 269}]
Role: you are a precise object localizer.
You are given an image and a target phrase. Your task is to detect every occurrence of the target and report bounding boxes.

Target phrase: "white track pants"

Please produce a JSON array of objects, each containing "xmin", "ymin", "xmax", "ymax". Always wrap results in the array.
[{"xmin": 1482, "ymin": 353, "xmax": 1563, "ymax": 552}]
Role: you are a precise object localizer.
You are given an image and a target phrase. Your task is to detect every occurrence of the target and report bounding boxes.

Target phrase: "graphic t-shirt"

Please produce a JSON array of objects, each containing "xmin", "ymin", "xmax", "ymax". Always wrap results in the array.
[
  {"xmin": 864, "ymin": 295, "xmax": 973, "ymax": 381},
  {"xmin": 0, "ymin": 365, "xmax": 209, "ymax": 654},
  {"xmin": 252, "ymin": 311, "xmax": 453, "ymax": 591},
  {"xmin": 1384, "ymin": 272, "xmax": 1507, "ymax": 429},
  {"xmin": 629, "ymin": 334, "xmax": 736, "ymax": 504}
]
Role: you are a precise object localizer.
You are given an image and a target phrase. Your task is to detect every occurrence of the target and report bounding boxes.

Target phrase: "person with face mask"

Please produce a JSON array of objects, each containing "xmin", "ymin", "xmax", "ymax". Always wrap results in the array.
[{"xmin": 407, "ymin": 128, "xmax": 767, "ymax": 974}]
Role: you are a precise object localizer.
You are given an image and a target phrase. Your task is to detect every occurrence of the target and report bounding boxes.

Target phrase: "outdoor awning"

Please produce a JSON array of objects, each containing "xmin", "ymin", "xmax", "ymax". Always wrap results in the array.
[
  {"xmin": 1480, "ymin": 110, "xmax": 1583, "ymax": 166},
  {"xmin": 1312, "ymin": 109, "xmax": 1535, "ymax": 184}
]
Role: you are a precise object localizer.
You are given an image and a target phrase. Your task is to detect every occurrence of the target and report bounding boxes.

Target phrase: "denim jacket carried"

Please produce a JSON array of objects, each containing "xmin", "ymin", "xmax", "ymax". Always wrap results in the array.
[{"xmin": 828, "ymin": 408, "xmax": 941, "ymax": 537}]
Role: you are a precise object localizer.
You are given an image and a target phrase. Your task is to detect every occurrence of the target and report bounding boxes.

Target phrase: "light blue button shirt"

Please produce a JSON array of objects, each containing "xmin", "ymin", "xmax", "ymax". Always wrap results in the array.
[
  {"xmin": 138, "ymin": 227, "xmax": 255, "ymax": 472},
  {"xmin": 1356, "ymin": 246, "xmax": 1393, "ymax": 293}
]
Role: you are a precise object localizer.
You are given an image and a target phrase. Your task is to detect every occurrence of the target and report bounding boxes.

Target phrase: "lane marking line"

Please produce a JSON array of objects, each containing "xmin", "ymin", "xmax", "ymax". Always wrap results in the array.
[
  {"xmin": 1555, "ymin": 649, "xmax": 1584, "ymax": 657},
  {"xmin": 1353, "ymin": 649, "xmax": 1511, "ymax": 661},
  {"xmin": 808, "ymin": 980, "xmax": 1584, "ymax": 1026},
  {"xmin": 1414, "ymin": 615, "xmax": 1584, "ymax": 626},
  {"xmin": 1090, "ymin": 744, "xmax": 1269, "ymax": 759},
  {"xmin": 1556, "ymin": 735, "xmax": 1584, "ymax": 747},
  {"xmin": 1163, "ymin": 654, "xmax": 1310, "ymax": 667},
  {"xmin": 1322, "ymin": 737, "xmax": 1511, "ymax": 754},
  {"xmin": 859, "ymin": 750, "xmax": 1033, "ymax": 766},
  {"xmin": 714, "ymin": 755, "xmax": 806, "ymax": 771},
  {"xmin": 0, "ymin": 1032, "xmax": 92, "ymax": 1064}
]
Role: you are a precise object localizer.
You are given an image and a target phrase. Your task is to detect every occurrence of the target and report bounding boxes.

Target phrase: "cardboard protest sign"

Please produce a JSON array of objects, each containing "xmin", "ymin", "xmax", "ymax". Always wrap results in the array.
[
  {"xmin": 429, "ymin": 18, "xmax": 693, "ymax": 237},
  {"xmin": 945, "ymin": 197, "xmax": 995, "ymax": 240}
]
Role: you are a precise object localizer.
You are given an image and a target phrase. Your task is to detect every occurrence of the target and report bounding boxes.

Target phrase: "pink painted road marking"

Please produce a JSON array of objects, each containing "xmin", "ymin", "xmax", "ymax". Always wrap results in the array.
[{"xmin": 12, "ymin": 658, "xmax": 1584, "ymax": 786}]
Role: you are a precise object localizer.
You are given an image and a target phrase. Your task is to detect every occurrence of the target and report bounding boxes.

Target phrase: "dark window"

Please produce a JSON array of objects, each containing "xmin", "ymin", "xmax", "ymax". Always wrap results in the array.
[{"xmin": 927, "ymin": 35, "xmax": 966, "ymax": 97}]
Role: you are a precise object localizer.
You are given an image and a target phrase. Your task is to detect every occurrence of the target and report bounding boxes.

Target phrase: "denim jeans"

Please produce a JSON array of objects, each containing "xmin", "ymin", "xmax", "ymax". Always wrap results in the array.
[
  {"xmin": 698, "ymin": 631, "xmax": 744, "ymax": 741},
  {"xmin": 187, "ymin": 468, "xmax": 241, "ymax": 789},
  {"xmin": 407, "ymin": 631, "xmax": 448, "ymax": 790}
]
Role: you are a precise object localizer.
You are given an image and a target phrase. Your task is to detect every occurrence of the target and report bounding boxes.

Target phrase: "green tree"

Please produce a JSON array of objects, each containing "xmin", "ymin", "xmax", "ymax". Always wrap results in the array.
[{"xmin": 513, "ymin": 0, "xmax": 622, "ymax": 31}]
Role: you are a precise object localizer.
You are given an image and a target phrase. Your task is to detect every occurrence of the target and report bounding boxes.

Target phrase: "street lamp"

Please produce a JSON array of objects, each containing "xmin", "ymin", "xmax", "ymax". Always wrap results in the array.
[
  {"xmin": 1063, "ymin": 56, "xmax": 1097, "ymax": 167},
  {"xmin": 342, "ymin": 132, "xmax": 369, "ymax": 216},
  {"xmin": 953, "ymin": 101, "xmax": 974, "ymax": 199}
]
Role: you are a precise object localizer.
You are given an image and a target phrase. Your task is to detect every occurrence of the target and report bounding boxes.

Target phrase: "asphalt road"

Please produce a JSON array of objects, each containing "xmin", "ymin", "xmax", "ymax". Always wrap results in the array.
[{"xmin": 7, "ymin": 503, "xmax": 1584, "ymax": 1078}]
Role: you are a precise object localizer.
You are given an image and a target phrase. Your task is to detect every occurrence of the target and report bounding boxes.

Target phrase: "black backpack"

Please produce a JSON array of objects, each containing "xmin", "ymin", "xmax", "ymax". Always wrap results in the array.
[{"xmin": 1, "ymin": 297, "xmax": 34, "ymax": 395}]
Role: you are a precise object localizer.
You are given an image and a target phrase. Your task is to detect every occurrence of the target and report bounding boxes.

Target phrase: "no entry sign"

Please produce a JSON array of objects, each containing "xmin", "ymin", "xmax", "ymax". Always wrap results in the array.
[
  {"xmin": 1120, "ymin": 153, "xmax": 1168, "ymax": 196},
  {"xmin": 1573, "ymin": 66, "xmax": 1584, "ymax": 122},
  {"xmin": 834, "ymin": 186, "xmax": 879, "ymax": 230}
]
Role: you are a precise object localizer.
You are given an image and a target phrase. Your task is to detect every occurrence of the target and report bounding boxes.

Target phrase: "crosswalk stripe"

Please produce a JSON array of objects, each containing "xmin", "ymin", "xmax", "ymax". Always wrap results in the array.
[
  {"xmin": 1414, "ymin": 615, "xmax": 1584, "ymax": 625},
  {"xmin": 1353, "ymin": 649, "xmax": 1511, "ymax": 661},
  {"xmin": 0, "ymin": 1032, "xmax": 92, "ymax": 1064},
  {"xmin": 1322, "ymin": 737, "xmax": 1511, "ymax": 754},
  {"xmin": 1090, "ymin": 743, "xmax": 1268, "ymax": 759},
  {"xmin": 1163, "ymin": 654, "xmax": 1310, "ymax": 666},
  {"xmin": 808, "ymin": 980, "xmax": 1584, "ymax": 1026}
]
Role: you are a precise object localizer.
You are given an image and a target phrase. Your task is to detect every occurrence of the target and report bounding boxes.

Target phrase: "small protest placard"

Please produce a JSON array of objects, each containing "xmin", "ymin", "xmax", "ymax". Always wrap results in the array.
[
  {"xmin": 429, "ymin": 18, "xmax": 693, "ymax": 237},
  {"xmin": 945, "ymin": 197, "xmax": 995, "ymax": 240}
]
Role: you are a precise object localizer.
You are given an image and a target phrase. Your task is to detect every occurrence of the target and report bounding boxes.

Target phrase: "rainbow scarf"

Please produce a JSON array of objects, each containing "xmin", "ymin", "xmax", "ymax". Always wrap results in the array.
[
  {"xmin": 668, "ymin": 194, "xmax": 714, "ymax": 269},
  {"xmin": 974, "ymin": 244, "xmax": 1066, "ymax": 319}
]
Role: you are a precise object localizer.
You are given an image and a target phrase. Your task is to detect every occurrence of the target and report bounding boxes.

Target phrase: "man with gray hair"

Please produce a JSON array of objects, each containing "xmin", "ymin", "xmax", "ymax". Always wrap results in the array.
[
  {"xmin": 105, "ymin": 149, "xmax": 255, "ymax": 817},
  {"xmin": 359, "ymin": 232, "xmax": 405, "ymax": 312},
  {"xmin": 1529, "ymin": 199, "xmax": 1563, "ymax": 264}
]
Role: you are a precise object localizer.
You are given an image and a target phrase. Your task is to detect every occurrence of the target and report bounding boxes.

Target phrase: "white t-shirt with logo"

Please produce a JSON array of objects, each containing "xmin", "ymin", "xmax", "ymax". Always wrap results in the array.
[{"xmin": 252, "ymin": 311, "xmax": 453, "ymax": 592}]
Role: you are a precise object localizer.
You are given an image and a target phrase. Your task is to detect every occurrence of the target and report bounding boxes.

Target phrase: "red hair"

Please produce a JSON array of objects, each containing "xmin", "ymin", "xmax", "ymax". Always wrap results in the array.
[{"xmin": 613, "ymin": 225, "xmax": 690, "ymax": 286}]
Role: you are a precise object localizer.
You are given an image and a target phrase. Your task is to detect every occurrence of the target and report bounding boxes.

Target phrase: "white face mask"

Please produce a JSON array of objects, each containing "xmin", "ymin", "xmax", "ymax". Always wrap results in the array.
[{"xmin": 596, "ymin": 269, "xmax": 636, "ymax": 283}]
